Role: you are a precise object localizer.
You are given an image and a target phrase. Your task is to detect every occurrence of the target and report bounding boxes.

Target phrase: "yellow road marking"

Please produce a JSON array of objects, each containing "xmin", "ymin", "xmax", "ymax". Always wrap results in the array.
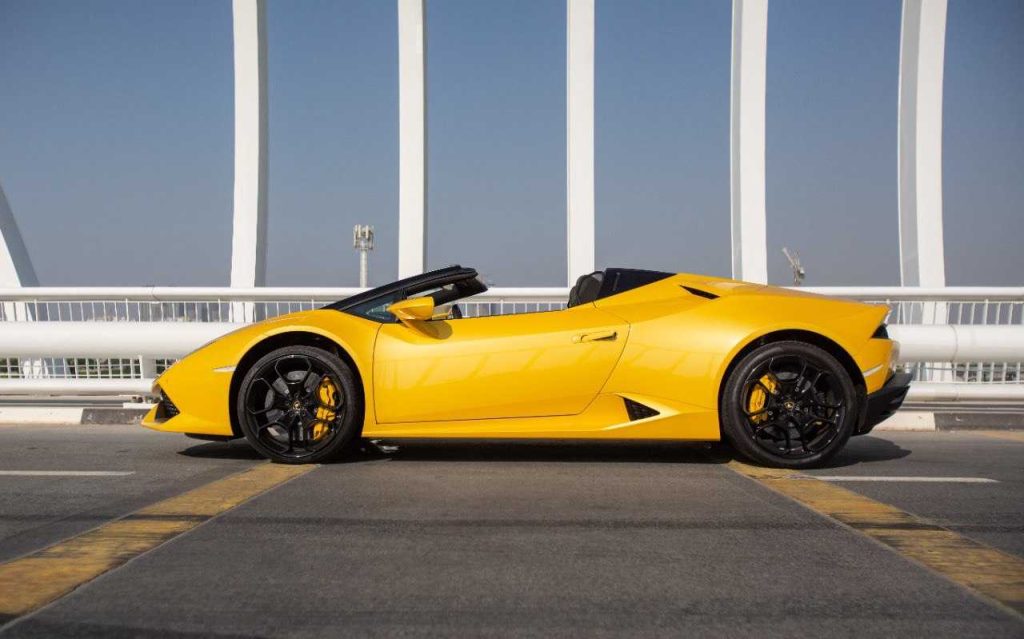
[
  {"xmin": 975, "ymin": 430, "xmax": 1024, "ymax": 444},
  {"xmin": 0, "ymin": 463, "xmax": 314, "ymax": 620},
  {"xmin": 727, "ymin": 460, "xmax": 1024, "ymax": 619}
]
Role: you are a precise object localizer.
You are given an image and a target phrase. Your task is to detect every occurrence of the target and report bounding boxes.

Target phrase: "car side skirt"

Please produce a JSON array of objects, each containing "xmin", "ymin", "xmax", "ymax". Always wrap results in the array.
[{"xmin": 361, "ymin": 393, "xmax": 721, "ymax": 441}]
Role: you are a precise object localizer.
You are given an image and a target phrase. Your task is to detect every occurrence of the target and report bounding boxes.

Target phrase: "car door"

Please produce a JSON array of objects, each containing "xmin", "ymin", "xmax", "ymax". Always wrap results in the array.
[{"xmin": 373, "ymin": 304, "xmax": 628, "ymax": 423}]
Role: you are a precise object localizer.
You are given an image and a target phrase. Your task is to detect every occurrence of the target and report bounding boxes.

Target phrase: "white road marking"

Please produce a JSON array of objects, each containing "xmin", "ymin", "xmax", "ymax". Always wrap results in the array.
[
  {"xmin": 800, "ymin": 475, "xmax": 998, "ymax": 484},
  {"xmin": 0, "ymin": 470, "xmax": 135, "ymax": 477}
]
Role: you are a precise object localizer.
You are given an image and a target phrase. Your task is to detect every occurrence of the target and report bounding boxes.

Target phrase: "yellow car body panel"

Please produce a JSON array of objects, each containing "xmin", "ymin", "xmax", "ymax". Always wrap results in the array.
[
  {"xmin": 373, "ymin": 304, "xmax": 627, "ymax": 423},
  {"xmin": 142, "ymin": 271, "xmax": 896, "ymax": 443}
]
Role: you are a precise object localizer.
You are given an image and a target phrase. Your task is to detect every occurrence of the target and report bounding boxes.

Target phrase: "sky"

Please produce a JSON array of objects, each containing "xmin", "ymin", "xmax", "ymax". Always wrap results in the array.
[{"xmin": 0, "ymin": 0, "xmax": 1021, "ymax": 288}]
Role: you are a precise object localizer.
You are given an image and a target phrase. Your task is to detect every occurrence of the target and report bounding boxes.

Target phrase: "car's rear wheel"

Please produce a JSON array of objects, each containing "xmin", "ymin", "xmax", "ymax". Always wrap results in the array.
[
  {"xmin": 721, "ymin": 341, "xmax": 857, "ymax": 468},
  {"xmin": 237, "ymin": 345, "xmax": 361, "ymax": 464}
]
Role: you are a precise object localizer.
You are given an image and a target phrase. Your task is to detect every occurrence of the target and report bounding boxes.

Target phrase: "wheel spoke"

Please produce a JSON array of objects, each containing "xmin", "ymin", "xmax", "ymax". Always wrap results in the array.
[
  {"xmin": 793, "ymin": 415, "xmax": 817, "ymax": 450},
  {"xmin": 752, "ymin": 420, "xmax": 781, "ymax": 438},
  {"xmin": 254, "ymin": 420, "xmax": 291, "ymax": 452},
  {"xmin": 246, "ymin": 378, "xmax": 281, "ymax": 415},
  {"xmin": 811, "ymin": 414, "xmax": 840, "ymax": 426},
  {"xmin": 787, "ymin": 358, "xmax": 809, "ymax": 393},
  {"xmin": 798, "ymin": 370, "xmax": 825, "ymax": 397},
  {"xmin": 274, "ymin": 356, "xmax": 313, "ymax": 398},
  {"xmin": 779, "ymin": 423, "xmax": 793, "ymax": 454},
  {"xmin": 811, "ymin": 397, "xmax": 844, "ymax": 410},
  {"xmin": 248, "ymin": 405, "xmax": 281, "ymax": 417}
]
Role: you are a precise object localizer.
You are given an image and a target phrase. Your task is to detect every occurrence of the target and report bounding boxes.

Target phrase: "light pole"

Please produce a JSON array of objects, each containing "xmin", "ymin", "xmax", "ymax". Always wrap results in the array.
[{"xmin": 353, "ymin": 225, "xmax": 374, "ymax": 288}]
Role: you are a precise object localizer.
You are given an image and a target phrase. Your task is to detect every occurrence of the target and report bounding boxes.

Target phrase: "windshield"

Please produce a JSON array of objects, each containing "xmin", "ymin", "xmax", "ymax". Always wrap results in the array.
[{"xmin": 328, "ymin": 265, "xmax": 487, "ymax": 323}]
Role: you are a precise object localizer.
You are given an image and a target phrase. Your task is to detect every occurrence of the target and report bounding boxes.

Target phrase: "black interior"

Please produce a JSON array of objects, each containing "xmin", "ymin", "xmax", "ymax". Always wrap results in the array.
[
  {"xmin": 568, "ymin": 268, "xmax": 673, "ymax": 308},
  {"xmin": 567, "ymin": 271, "xmax": 605, "ymax": 308}
]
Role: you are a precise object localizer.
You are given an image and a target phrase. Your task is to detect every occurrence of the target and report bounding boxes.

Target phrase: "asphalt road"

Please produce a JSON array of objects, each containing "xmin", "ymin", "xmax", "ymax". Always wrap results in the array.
[{"xmin": 0, "ymin": 424, "xmax": 1021, "ymax": 638}]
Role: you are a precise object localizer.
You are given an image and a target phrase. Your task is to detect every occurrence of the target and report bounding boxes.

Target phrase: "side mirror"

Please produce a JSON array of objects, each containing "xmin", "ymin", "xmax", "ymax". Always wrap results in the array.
[{"xmin": 387, "ymin": 297, "xmax": 435, "ymax": 326}]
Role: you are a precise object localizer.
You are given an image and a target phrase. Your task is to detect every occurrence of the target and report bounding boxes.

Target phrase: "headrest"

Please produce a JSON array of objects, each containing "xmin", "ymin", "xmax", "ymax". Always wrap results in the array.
[{"xmin": 567, "ymin": 271, "xmax": 604, "ymax": 308}]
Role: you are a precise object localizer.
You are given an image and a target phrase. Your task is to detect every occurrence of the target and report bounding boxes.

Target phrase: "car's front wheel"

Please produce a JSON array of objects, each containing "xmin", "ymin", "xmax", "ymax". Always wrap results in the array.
[
  {"xmin": 721, "ymin": 341, "xmax": 858, "ymax": 468},
  {"xmin": 237, "ymin": 345, "xmax": 361, "ymax": 464}
]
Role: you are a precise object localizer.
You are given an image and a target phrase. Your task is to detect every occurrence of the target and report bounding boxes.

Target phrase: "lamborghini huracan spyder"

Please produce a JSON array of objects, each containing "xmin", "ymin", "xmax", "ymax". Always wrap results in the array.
[{"xmin": 142, "ymin": 266, "xmax": 911, "ymax": 468}]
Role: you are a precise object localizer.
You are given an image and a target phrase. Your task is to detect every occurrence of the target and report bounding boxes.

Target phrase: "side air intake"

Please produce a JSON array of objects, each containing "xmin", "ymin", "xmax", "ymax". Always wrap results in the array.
[
  {"xmin": 623, "ymin": 398, "xmax": 660, "ymax": 421},
  {"xmin": 156, "ymin": 391, "xmax": 180, "ymax": 422},
  {"xmin": 681, "ymin": 285, "xmax": 719, "ymax": 300}
]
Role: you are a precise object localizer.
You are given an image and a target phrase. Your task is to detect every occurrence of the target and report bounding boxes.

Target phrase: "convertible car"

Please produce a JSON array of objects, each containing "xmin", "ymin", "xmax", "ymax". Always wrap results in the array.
[{"xmin": 142, "ymin": 266, "xmax": 911, "ymax": 468}]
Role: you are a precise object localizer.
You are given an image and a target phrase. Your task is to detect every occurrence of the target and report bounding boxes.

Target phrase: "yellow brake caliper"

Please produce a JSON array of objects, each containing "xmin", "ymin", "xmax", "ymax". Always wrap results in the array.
[
  {"xmin": 748, "ymin": 374, "xmax": 778, "ymax": 424},
  {"xmin": 310, "ymin": 376, "xmax": 338, "ymax": 441}
]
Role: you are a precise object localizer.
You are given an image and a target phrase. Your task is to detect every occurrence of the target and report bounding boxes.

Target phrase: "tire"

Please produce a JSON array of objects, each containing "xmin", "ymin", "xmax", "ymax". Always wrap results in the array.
[
  {"xmin": 236, "ymin": 345, "xmax": 362, "ymax": 464},
  {"xmin": 720, "ymin": 340, "xmax": 857, "ymax": 468}
]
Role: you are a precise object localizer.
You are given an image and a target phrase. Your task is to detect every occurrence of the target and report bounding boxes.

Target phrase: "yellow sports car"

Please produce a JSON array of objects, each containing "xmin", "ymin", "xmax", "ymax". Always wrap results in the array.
[{"xmin": 143, "ymin": 266, "xmax": 910, "ymax": 468}]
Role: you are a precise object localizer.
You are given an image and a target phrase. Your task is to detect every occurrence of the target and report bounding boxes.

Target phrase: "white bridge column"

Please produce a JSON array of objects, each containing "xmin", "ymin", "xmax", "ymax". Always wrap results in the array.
[
  {"xmin": 0, "ymin": 181, "xmax": 37, "ymax": 290},
  {"xmin": 566, "ymin": 0, "xmax": 595, "ymax": 286},
  {"xmin": 398, "ymin": 0, "xmax": 427, "ymax": 278},
  {"xmin": 1, "ymin": 181, "xmax": 44, "ymax": 378},
  {"xmin": 729, "ymin": 0, "xmax": 769, "ymax": 284},
  {"xmin": 898, "ymin": 0, "xmax": 947, "ymax": 290},
  {"xmin": 0, "ymin": 180, "xmax": 38, "ymax": 323},
  {"xmin": 229, "ymin": 0, "xmax": 269, "ymax": 291},
  {"xmin": 229, "ymin": 0, "xmax": 268, "ymax": 323}
]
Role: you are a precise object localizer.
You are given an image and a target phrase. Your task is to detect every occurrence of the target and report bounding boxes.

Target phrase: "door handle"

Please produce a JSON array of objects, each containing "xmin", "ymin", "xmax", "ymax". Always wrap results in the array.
[{"xmin": 573, "ymin": 330, "xmax": 618, "ymax": 344}]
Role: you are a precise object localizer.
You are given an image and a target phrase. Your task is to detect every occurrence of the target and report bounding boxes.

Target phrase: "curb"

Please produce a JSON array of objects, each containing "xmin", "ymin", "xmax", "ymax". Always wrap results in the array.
[
  {"xmin": 0, "ymin": 407, "xmax": 148, "ymax": 425},
  {"xmin": 933, "ymin": 412, "xmax": 1024, "ymax": 431},
  {"xmin": 81, "ymin": 408, "xmax": 149, "ymax": 425},
  {"xmin": 873, "ymin": 411, "xmax": 936, "ymax": 431},
  {"xmin": 873, "ymin": 412, "xmax": 1024, "ymax": 431},
  {"xmin": 0, "ymin": 407, "xmax": 87, "ymax": 425}
]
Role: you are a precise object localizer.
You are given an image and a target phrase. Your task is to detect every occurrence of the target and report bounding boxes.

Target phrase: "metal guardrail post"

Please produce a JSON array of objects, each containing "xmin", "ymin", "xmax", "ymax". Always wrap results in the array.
[{"xmin": 139, "ymin": 357, "xmax": 158, "ymax": 388}]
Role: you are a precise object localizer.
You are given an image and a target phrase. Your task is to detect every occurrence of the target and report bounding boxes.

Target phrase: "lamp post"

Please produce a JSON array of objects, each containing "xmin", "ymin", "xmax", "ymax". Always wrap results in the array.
[{"xmin": 353, "ymin": 225, "xmax": 374, "ymax": 288}]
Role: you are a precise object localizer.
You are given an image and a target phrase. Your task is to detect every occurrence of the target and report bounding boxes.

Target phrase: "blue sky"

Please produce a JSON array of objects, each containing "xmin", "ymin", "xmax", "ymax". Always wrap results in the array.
[{"xmin": 0, "ymin": 0, "xmax": 1021, "ymax": 287}]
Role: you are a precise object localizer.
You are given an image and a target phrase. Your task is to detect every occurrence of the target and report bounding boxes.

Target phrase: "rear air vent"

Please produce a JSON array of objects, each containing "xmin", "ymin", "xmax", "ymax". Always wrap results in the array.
[
  {"xmin": 624, "ymin": 398, "xmax": 660, "ymax": 421},
  {"xmin": 681, "ymin": 286, "xmax": 719, "ymax": 300}
]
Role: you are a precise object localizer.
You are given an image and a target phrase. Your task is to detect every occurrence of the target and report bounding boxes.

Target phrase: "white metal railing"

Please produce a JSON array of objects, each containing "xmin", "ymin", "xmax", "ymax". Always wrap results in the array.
[
  {"xmin": 2, "ymin": 286, "xmax": 1021, "ymax": 325},
  {"xmin": 0, "ymin": 287, "xmax": 570, "ymax": 323},
  {"xmin": 1, "ymin": 286, "xmax": 1022, "ymax": 403}
]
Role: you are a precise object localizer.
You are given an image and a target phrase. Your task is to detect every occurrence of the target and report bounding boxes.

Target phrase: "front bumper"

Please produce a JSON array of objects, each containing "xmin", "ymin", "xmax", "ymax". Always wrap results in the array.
[
  {"xmin": 139, "ymin": 363, "xmax": 235, "ymax": 437},
  {"xmin": 856, "ymin": 371, "xmax": 913, "ymax": 435}
]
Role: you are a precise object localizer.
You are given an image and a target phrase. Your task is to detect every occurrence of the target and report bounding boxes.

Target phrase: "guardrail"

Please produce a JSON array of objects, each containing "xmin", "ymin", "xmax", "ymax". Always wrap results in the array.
[
  {"xmin": 2, "ymin": 285, "xmax": 1020, "ymax": 322},
  {"xmin": 1, "ymin": 286, "xmax": 1022, "ymax": 405},
  {"xmin": 0, "ymin": 287, "xmax": 570, "ymax": 323}
]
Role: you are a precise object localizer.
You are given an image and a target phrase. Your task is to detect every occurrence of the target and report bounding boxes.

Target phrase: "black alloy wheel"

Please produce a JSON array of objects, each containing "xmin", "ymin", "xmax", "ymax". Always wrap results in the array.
[
  {"xmin": 721, "ymin": 341, "xmax": 858, "ymax": 468},
  {"xmin": 237, "ymin": 345, "xmax": 361, "ymax": 464}
]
